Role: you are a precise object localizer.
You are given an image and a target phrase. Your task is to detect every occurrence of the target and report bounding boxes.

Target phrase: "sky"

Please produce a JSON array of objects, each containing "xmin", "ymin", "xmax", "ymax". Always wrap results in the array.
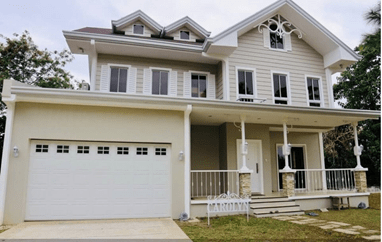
[{"xmin": 0, "ymin": 0, "xmax": 379, "ymax": 85}]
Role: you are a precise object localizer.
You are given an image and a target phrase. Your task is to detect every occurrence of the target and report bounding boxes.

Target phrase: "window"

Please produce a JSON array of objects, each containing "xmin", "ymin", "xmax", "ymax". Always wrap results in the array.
[
  {"xmin": 155, "ymin": 148, "xmax": 167, "ymax": 156},
  {"xmin": 117, "ymin": 147, "xmax": 129, "ymax": 155},
  {"xmin": 152, "ymin": 70, "xmax": 169, "ymax": 95},
  {"xmin": 110, "ymin": 67, "xmax": 128, "ymax": 93},
  {"xmin": 273, "ymin": 73, "xmax": 289, "ymax": 104},
  {"xmin": 36, "ymin": 144, "xmax": 48, "ymax": 153},
  {"xmin": 306, "ymin": 77, "xmax": 322, "ymax": 107},
  {"xmin": 77, "ymin": 146, "xmax": 89, "ymax": 154},
  {"xmin": 137, "ymin": 147, "xmax": 148, "ymax": 155},
  {"xmin": 133, "ymin": 24, "xmax": 144, "ymax": 35},
  {"xmin": 97, "ymin": 146, "xmax": 109, "ymax": 154},
  {"xmin": 191, "ymin": 74, "xmax": 207, "ymax": 98},
  {"xmin": 269, "ymin": 24, "xmax": 284, "ymax": 50},
  {"xmin": 57, "ymin": 145, "xmax": 69, "ymax": 153},
  {"xmin": 238, "ymin": 70, "xmax": 254, "ymax": 96},
  {"xmin": 180, "ymin": 31, "xmax": 190, "ymax": 40}
]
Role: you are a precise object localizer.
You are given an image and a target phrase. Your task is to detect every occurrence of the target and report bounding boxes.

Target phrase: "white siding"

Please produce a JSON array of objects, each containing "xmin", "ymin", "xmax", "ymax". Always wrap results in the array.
[
  {"xmin": 96, "ymin": 54, "xmax": 217, "ymax": 98},
  {"xmin": 229, "ymin": 28, "xmax": 328, "ymax": 107}
]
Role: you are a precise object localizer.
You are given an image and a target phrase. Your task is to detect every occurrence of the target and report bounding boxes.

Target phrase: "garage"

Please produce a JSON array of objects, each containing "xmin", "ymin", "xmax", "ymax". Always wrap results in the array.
[{"xmin": 25, "ymin": 140, "xmax": 171, "ymax": 220}]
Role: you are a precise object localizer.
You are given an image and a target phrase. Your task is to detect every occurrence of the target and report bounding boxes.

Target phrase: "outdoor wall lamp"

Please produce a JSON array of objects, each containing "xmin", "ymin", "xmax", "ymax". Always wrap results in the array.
[
  {"xmin": 283, "ymin": 143, "xmax": 292, "ymax": 156},
  {"xmin": 354, "ymin": 144, "xmax": 364, "ymax": 156},
  {"xmin": 242, "ymin": 142, "xmax": 248, "ymax": 155},
  {"xmin": 13, "ymin": 146, "xmax": 19, "ymax": 158},
  {"xmin": 179, "ymin": 151, "xmax": 184, "ymax": 161}
]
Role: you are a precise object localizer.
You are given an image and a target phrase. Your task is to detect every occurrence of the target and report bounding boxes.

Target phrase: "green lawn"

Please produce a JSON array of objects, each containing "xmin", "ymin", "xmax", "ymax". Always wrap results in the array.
[
  {"xmin": 369, "ymin": 193, "xmax": 381, "ymax": 210},
  {"xmin": 176, "ymin": 209, "xmax": 380, "ymax": 241}
]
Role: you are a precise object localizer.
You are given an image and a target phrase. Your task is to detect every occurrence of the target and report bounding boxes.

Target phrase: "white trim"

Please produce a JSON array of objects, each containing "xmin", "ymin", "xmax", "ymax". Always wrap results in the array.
[
  {"xmin": 318, "ymin": 132, "xmax": 327, "ymax": 190},
  {"xmin": 132, "ymin": 24, "xmax": 145, "ymax": 36},
  {"xmin": 276, "ymin": 143, "xmax": 308, "ymax": 191},
  {"xmin": 149, "ymin": 67, "xmax": 172, "ymax": 96},
  {"xmin": 235, "ymin": 66, "xmax": 257, "ymax": 101},
  {"xmin": 0, "ymin": 97, "xmax": 16, "ymax": 225},
  {"xmin": 269, "ymin": 127, "xmax": 333, "ymax": 133},
  {"xmin": 304, "ymin": 75, "xmax": 324, "ymax": 108},
  {"xmin": 236, "ymin": 139, "xmax": 264, "ymax": 194},
  {"xmin": 188, "ymin": 70, "xmax": 211, "ymax": 99},
  {"xmin": 184, "ymin": 105, "xmax": 192, "ymax": 219},
  {"xmin": 270, "ymin": 70, "xmax": 292, "ymax": 105},
  {"xmin": 112, "ymin": 10, "xmax": 162, "ymax": 32},
  {"xmin": 268, "ymin": 29, "xmax": 287, "ymax": 52},
  {"xmin": 107, "ymin": 63, "xmax": 132, "ymax": 93},
  {"xmin": 164, "ymin": 16, "xmax": 211, "ymax": 38},
  {"xmin": 89, "ymin": 40, "xmax": 97, "ymax": 92}
]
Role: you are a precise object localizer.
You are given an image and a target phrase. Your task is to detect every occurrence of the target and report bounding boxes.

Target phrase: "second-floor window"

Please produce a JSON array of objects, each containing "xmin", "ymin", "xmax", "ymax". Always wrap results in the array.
[
  {"xmin": 110, "ymin": 67, "xmax": 128, "ymax": 93},
  {"xmin": 270, "ymin": 25, "xmax": 284, "ymax": 50},
  {"xmin": 273, "ymin": 73, "xmax": 289, "ymax": 104},
  {"xmin": 133, "ymin": 24, "xmax": 144, "ymax": 35},
  {"xmin": 152, "ymin": 70, "xmax": 169, "ymax": 95},
  {"xmin": 238, "ymin": 70, "xmax": 254, "ymax": 96},
  {"xmin": 191, "ymin": 74, "xmax": 207, "ymax": 98},
  {"xmin": 306, "ymin": 77, "xmax": 322, "ymax": 107}
]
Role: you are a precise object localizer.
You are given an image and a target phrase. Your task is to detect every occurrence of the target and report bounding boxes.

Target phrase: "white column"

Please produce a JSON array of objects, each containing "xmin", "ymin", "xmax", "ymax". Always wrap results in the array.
[
  {"xmin": 239, "ymin": 115, "xmax": 250, "ymax": 172},
  {"xmin": 319, "ymin": 132, "xmax": 327, "ymax": 190},
  {"xmin": 224, "ymin": 58, "xmax": 230, "ymax": 101},
  {"xmin": 325, "ymin": 68, "xmax": 334, "ymax": 108},
  {"xmin": 282, "ymin": 122, "xmax": 292, "ymax": 170},
  {"xmin": 0, "ymin": 98, "xmax": 16, "ymax": 225},
  {"xmin": 352, "ymin": 122, "xmax": 364, "ymax": 169},
  {"xmin": 90, "ymin": 39, "xmax": 97, "ymax": 92},
  {"xmin": 184, "ymin": 105, "xmax": 192, "ymax": 219}
]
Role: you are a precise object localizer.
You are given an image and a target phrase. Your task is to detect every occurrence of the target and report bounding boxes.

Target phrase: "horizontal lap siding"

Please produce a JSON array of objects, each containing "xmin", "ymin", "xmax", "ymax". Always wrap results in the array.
[
  {"xmin": 229, "ymin": 29, "xmax": 328, "ymax": 107},
  {"xmin": 96, "ymin": 54, "xmax": 218, "ymax": 97}
]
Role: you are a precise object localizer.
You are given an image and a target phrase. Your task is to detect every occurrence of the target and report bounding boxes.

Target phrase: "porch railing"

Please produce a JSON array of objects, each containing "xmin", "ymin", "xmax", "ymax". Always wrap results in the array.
[
  {"xmin": 293, "ymin": 168, "xmax": 356, "ymax": 194},
  {"xmin": 191, "ymin": 170, "xmax": 239, "ymax": 198}
]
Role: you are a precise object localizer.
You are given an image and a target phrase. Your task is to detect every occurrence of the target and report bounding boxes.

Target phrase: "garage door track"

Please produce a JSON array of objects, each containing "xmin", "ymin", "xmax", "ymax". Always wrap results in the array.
[{"xmin": 0, "ymin": 218, "xmax": 190, "ymax": 240}]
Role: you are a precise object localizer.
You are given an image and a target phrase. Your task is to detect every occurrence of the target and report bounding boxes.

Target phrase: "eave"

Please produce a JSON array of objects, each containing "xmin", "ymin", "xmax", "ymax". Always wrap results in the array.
[{"xmin": 164, "ymin": 16, "xmax": 211, "ymax": 38}]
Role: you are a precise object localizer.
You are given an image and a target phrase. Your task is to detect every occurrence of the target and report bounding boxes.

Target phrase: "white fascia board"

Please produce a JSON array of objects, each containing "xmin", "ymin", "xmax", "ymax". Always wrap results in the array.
[
  {"xmin": 63, "ymin": 31, "xmax": 203, "ymax": 53},
  {"xmin": 10, "ymin": 86, "xmax": 381, "ymax": 121},
  {"xmin": 165, "ymin": 16, "xmax": 211, "ymax": 38},
  {"xmin": 112, "ymin": 10, "xmax": 162, "ymax": 32}
]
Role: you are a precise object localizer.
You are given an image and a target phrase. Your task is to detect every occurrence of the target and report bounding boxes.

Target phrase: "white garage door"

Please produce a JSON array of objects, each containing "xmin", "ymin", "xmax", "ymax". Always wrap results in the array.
[{"xmin": 25, "ymin": 140, "xmax": 171, "ymax": 220}]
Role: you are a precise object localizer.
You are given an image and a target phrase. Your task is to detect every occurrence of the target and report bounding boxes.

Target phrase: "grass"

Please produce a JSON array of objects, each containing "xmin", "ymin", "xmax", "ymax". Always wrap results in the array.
[
  {"xmin": 369, "ymin": 193, "xmax": 381, "ymax": 210},
  {"xmin": 176, "ymin": 209, "xmax": 380, "ymax": 241}
]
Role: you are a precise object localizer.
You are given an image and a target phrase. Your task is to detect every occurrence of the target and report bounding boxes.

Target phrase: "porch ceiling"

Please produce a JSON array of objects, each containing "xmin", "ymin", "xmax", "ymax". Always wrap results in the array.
[{"xmin": 190, "ymin": 104, "xmax": 379, "ymax": 128}]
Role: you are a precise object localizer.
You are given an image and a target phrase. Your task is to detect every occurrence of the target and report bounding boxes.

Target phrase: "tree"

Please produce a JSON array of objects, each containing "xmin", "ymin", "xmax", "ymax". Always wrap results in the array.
[
  {"xmin": 328, "ymin": 3, "xmax": 381, "ymax": 186},
  {"xmin": 0, "ymin": 31, "xmax": 79, "ymax": 167}
]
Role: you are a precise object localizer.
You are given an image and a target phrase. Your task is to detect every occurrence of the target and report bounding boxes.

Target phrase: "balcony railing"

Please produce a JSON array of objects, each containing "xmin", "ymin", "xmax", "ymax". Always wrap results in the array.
[
  {"xmin": 191, "ymin": 170, "xmax": 239, "ymax": 198},
  {"xmin": 293, "ymin": 169, "xmax": 356, "ymax": 194}
]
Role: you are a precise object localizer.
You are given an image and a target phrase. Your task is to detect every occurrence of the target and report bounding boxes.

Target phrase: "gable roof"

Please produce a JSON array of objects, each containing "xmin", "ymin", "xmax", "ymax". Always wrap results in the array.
[
  {"xmin": 205, "ymin": 0, "xmax": 360, "ymax": 69},
  {"xmin": 165, "ymin": 16, "xmax": 211, "ymax": 38},
  {"xmin": 112, "ymin": 10, "xmax": 163, "ymax": 33}
]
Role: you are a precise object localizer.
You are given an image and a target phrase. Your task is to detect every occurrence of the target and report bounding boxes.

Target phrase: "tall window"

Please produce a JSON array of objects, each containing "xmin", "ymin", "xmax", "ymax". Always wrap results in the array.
[
  {"xmin": 152, "ymin": 70, "xmax": 169, "ymax": 95},
  {"xmin": 238, "ymin": 70, "xmax": 254, "ymax": 96},
  {"xmin": 306, "ymin": 77, "xmax": 321, "ymax": 107},
  {"xmin": 273, "ymin": 73, "xmax": 288, "ymax": 104},
  {"xmin": 133, "ymin": 24, "xmax": 144, "ymax": 35},
  {"xmin": 191, "ymin": 74, "xmax": 207, "ymax": 98},
  {"xmin": 180, "ymin": 31, "xmax": 190, "ymax": 40},
  {"xmin": 270, "ymin": 24, "xmax": 284, "ymax": 50},
  {"xmin": 110, "ymin": 67, "xmax": 128, "ymax": 93}
]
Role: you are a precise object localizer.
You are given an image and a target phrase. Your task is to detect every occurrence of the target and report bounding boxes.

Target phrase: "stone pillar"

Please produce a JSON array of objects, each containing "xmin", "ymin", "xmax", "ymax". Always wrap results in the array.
[
  {"xmin": 354, "ymin": 170, "xmax": 367, "ymax": 193},
  {"xmin": 239, "ymin": 172, "xmax": 251, "ymax": 197},
  {"xmin": 282, "ymin": 172, "xmax": 295, "ymax": 197}
]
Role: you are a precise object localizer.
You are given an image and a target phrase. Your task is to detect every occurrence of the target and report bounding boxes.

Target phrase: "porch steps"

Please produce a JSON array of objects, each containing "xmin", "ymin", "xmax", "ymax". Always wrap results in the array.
[{"xmin": 250, "ymin": 196, "xmax": 304, "ymax": 218}]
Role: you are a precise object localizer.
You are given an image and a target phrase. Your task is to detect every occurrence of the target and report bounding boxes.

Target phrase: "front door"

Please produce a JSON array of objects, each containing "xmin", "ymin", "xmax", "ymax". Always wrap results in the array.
[{"xmin": 237, "ymin": 140, "xmax": 263, "ymax": 194}]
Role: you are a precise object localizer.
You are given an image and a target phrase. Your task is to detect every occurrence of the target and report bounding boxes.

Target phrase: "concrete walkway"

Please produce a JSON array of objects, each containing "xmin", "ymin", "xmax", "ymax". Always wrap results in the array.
[
  {"xmin": 273, "ymin": 215, "xmax": 380, "ymax": 241},
  {"xmin": 0, "ymin": 218, "xmax": 191, "ymax": 240}
]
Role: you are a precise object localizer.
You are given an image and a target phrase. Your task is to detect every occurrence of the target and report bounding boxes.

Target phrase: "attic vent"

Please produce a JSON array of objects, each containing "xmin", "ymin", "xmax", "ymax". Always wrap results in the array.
[{"xmin": 258, "ymin": 14, "xmax": 302, "ymax": 39}]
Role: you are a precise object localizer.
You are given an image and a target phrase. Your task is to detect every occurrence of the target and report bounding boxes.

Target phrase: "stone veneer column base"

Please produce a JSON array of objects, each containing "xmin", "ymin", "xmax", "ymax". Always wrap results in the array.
[
  {"xmin": 354, "ymin": 170, "xmax": 367, "ymax": 193},
  {"xmin": 282, "ymin": 172, "xmax": 295, "ymax": 197},
  {"xmin": 239, "ymin": 173, "xmax": 251, "ymax": 197}
]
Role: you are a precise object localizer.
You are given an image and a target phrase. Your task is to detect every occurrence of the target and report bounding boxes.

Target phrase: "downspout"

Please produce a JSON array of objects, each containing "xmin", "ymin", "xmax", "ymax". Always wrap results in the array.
[
  {"xmin": 0, "ymin": 95, "xmax": 16, "ymax": 225},
  {"xmin": 184, "ymin": 104, "xmax": 192, "ymax": 219}
]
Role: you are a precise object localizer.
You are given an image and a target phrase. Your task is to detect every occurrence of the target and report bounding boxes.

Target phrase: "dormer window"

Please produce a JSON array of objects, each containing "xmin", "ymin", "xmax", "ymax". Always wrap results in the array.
[
  {"xmin": 180, "ymin": 31, "xmax": 190, "ymax": 40},
  {"xmin": 270, "ymin": 24, "xmax": 284, "ymax": 50},
  {"xmin": 133, "ymin": 24, "xmax": 144, "ymax": 35}
]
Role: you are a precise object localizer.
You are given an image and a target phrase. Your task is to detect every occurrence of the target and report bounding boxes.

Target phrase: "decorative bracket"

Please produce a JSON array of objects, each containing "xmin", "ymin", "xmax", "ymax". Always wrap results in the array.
[{"xmin": 258, "ymin": 14, "xmax": 303, "ymax": 39}]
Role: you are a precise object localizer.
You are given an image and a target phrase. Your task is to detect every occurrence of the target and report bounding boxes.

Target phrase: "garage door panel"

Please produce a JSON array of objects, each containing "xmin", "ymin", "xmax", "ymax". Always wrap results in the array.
[{"xmin": 26, "ymin": 141, "xmax": 171, "ymax": 220}]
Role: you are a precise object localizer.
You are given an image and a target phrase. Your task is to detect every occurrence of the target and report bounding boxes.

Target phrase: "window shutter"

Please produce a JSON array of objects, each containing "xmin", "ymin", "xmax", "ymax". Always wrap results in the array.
[
  {"xmin": 183, "ymin": 72, "xmax": 191, "ymax": 98},
  {"xmin": 263, "ymin": 28, "xmax": 270, "ymax": 48},
  {"xmin": 207, "ymin": 74, "xmax": 216, "ymax": 99},
  {"xmin": 100, "ymin": 65, "xmax": 110, "ymax": 92},
  {"xmin": 143, "ymin": 68, "xmax": 152, "ymax": 95},
  {"xmin": 169, "ymin": 71, "xmax": 177, "ymax": 97},
  {"xmin": 127, "ymin": 67, "xmax": 137, "ymax": 93},
  {"xmin": 285, "ymin": 33, "xmax": 292, "ymax": 51}
]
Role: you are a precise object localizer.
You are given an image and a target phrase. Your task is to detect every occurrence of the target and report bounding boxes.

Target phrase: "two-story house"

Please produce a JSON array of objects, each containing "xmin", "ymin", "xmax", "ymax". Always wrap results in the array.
[{"xmin": 0, "ymin": 0, "xmax": 379, "ymax": 224}]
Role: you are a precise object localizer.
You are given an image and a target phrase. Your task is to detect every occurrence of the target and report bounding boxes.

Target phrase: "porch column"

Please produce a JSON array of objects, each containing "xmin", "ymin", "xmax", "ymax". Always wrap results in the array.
[
  {"xmin": 279, "ymin": 121, "xmax": 295, "ymax": 197},
  {"xmin": 319, "ymin": 132, "xmax": 327, "ymax": 190},
  {"xmin": 352, "ymin": 122, "xmax": 368, "ymax": 193},
  {"xmin": 89, "ymin": 39, "xmax": 97, "ymax": 92},
  {"xmin": 281, "ymin": 121, "xmax": 292, "ymax": 171},
  {"xmin": 239, "ymin": 114, "xmax": 252, "ymax": 197},
  {"xmin": 184, "ymin": 105, "xmax": 192, "ymax": 219}
]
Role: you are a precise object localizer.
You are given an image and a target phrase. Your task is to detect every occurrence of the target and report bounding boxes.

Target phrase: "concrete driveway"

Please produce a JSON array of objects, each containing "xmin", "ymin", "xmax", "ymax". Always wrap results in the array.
[{"xmin": 0, "ymin": 218, "xmax": 190, "ymax": 240}]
